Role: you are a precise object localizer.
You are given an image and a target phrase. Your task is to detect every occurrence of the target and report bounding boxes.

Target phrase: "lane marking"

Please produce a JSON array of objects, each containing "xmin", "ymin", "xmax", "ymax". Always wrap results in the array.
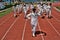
[
  {"xmin": 53, "ymin": 7, "xmax": 60, "ymax": 12},
  {"xmin": 52, "ymin": 15, "xmax": 60, "ymax": 23},
  {"xmin": 1, "ymin": 14, "xmax": 21, "ymax": 40},
  {"xmin": 46, "ymin": 19, "xmax": 60, "ymax": 36},
  {"xmin": 38, "ymin": 22, "xmax": 45, "ymax": 40},
  {"xmin": 0, "ymin": 15, "xmax": 13, "ymax": 26},
  {"xmin": 22, "ymin": 19, "xmax": 27, "ymax": 40},
  {"xmin": 52, "ymin": 7, "xmax": 60, "ymax": 22}
]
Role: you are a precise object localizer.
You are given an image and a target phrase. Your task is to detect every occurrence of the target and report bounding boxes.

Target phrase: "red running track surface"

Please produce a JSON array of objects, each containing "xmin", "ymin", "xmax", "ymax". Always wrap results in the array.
[{"xmin": 0, "ymin": 2, "xmax": 60, "ymax": 40}]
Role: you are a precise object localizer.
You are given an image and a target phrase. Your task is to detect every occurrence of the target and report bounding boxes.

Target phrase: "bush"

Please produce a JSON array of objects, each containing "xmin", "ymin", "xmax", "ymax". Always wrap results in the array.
[{"xmin": 5, "ymin": 5, "xmax": 13, "ymax": 8}]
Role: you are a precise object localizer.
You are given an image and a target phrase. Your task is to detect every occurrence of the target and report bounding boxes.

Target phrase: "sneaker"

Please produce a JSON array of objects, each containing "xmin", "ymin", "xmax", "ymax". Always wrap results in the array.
[
  {"xmin": 48, "ymin": 16, "xmax": 51, "ymax": 19},
  {"xmin": 32, "ymin": 33, "xmax": 35, "ymax": 37},
  {"xmin": 41, "ymin": 16, "xmax": 45, "ymax": 19},
  {"xmin": 24, "ymin": 17, "xmax": 27, "ymax": 19}
]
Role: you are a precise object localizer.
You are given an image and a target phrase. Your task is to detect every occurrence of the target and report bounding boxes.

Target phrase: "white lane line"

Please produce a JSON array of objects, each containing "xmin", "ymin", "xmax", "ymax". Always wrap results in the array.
[
  {"xmin": 53, "ymin": 7, "xmax": 60, "ymax": 12},
  {"xmin": 22, "ymin": 19, "xmax": 27, "ymax": 40},
  {"xmin": 53, "ymin": 15, "xmax": 60, "ymax": 23},
  {"xmin": 38, "ymin": 22, "xmax": 45, "ymax": 40},
  {"xmin": 46, "ymin": 19, "xmax": 60, "ymax": 36},
  {"xmin": 0, "ymin": 15, "xmax": 13, "ymax": 26},
  {"xmin": 1, "ymin": 15, "xmax": 20, "ymax": 40}
]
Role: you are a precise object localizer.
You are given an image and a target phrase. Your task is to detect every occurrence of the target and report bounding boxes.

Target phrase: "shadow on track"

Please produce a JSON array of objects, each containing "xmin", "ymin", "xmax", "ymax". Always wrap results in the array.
[{"xmin": 35, "ymin": 31, "xmax": 47, "ymax": 36}]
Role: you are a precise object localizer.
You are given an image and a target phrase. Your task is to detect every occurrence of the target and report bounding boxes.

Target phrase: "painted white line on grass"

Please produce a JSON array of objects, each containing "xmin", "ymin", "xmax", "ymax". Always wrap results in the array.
[
  {"xmin": 46, "ymin": 19, "xmax": 60, "ymax": 36},
  {"xmin": 38, "ymin": 22, "xmax": 45, "ymax": 40},
  {"xmin": 1, "ymin": 15, "xmax": 20, "ymax": 40},
  {"xmin": 22, "ymin": 19, "xmax": 27, "ymax": 40},
  {"xmin": 0, "ymin": 15, "xmax": 13, "ymax": 26}
]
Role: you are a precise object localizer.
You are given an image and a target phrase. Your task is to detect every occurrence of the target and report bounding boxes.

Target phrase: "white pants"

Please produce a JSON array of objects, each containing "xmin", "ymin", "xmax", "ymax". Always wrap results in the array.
[
  {"xmin": 14, "ymin": 13, "xmax": 16, "ymax": 17},
  {"xmin": 24, "ymin": 11, "xmax": 27, "ymax": 18},
  {"xmin": 14, "ymin": 11, "xmax": 16, "ymax": 17},
  {"xmin": 31, "ymin": 20, "xmax": 38, "ymax": 34},
  {"xmin": 46, "ymin": 10, "xmax": 51, "ymax": 17}
]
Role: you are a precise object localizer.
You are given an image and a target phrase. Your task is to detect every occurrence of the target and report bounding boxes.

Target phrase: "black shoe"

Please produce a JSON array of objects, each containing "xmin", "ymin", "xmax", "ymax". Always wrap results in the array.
[
  {"xmin": 48, "ymin": 16, "xmax": 51, "ymax": 19},
  {"xmin": 41, "ymin": 16, "xmax": 45, "ymax": 19},
  {"xmin": 24, "ymin": 17, "xmax": 27, "ymax": 19},
  {"xmin": 15, "ymin": 15, "xmax": 17, "ymax": 18}
]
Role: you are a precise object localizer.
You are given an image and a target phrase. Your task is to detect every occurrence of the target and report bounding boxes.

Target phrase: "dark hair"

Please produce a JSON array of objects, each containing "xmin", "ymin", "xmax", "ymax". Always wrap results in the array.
[
  {"xmin": 32, "ymin": 8, "xmax": 36, "ymax": 13},
  {"xmin": 50, "ymin": 3, "xmax": 52, "ymax": 6},
  {"xmin": 24, "ymin": 5, "xmax": 26, "ymax": 6},
  {"xmin": 41, "ymin": 4, "xmax": 43, "ymax": 6}
]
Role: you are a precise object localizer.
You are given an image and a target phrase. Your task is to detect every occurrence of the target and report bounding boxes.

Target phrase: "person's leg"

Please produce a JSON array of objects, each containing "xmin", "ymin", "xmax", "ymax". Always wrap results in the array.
[
  {"xmin": 49, "ymin": 10, "xmax": 51, "ymax": 17},
  {"xmin": 31, "ymin": 23, "xmax": 37, "ymax": 37},
  {"xmin": 32, "ymin": 25, "xmax": 36, "ymax": 37},
  {"xmin": 40, "ymin": 9, "xmax": 43, "ymax": 17},
  {"xmin": 24, "ymin": 11, "xmax": 27, "ymax": 19},
  {"xmin": 41, "ymin": 12, "xmax": 45, "ymax": 19},
  {"xmin": 14, "ymin": 13, "xmax": 17, "ymax": 17},
  {"xmin": 46, "ymin": 10, "xmax": 49, "ymax": 18},
  {"xmin": 48, "ymin": 10, "xmax": 52, "ymax": 19}
]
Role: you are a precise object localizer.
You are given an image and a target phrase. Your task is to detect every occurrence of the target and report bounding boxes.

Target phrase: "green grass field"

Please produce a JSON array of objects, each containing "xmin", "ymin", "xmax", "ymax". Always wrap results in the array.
[{"xmin": 0, "ymin": 8, "xmax": 12, "ymax": 18}]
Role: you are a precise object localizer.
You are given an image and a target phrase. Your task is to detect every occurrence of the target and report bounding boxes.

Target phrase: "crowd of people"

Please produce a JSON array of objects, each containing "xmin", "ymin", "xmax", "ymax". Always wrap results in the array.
[{"xmin": 12, "ymin": 2, "xmax": 52, "ymax": 37}]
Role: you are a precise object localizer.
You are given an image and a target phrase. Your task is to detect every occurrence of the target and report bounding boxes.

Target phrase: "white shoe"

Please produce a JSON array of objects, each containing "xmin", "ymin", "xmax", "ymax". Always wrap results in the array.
[
  {"xmin": 14, "ymin": 14, "xmax": 16, "ymax": 17},
  {"xmin": 32, "ymin": 33, "xmax": 35, "ymax": 37}
]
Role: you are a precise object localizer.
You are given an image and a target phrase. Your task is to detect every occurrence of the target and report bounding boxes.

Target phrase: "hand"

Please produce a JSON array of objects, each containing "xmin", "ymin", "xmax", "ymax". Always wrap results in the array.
[{"xmin": 28, "ymin": 17, "xmax": 30, "ymax": 19}]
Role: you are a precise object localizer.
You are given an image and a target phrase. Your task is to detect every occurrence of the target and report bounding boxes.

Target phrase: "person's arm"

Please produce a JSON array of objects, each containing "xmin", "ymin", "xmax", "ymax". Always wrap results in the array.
[
  {"xmin": 26, "ymin": 13, "xmax": 31, "ymax": 19},
  {"xmin": 37, "ymin": 11, "xmax": 41, "ymax": 16},
  {"xmin": 36, "ymin": 9, "xmax": 41, "ymax": 16}
]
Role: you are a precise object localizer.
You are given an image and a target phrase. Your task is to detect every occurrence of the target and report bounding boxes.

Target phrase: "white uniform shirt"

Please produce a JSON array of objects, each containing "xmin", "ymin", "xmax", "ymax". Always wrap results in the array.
[
  {"xmin": 13, "ymin": 6, "xmax": 16, "ymax": 14},
  {"xmin": 43, "ymin": 4, "xmax": 47, "ymax": 10},
  {"xmin": 23, "ymin": 6, "xmax": 26, "ymax": 11},
  {"xmin": 46, "ymin": 5, "xmax": 51, "ymax": 12},
  {"xmin": 16, "ymin": 5, "xmax": 20, "ymax": 11},
  {"xmin": 40, "ymin": 6, "xmax": 44, "ymax": 13},
  {"xmin": 37, "ymin": 4, "xmax": 41, "ymax": 9},
  {"xmin": 30, "ymin": 4, "xmax": 34, "ymax": 9},
  {"xmin": 26, "ymin": 12, "xmax": 40, "ymax": 25},
  {"xmin": 26, "ymin": 4, "xmax": 29, "ymax": 11},
  {"xmin": 16, "ymin": 5, "xmax": 19, "ymax": 9}
]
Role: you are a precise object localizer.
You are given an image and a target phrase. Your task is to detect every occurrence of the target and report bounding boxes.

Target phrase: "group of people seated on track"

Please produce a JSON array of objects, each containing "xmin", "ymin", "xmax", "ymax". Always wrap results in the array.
[{"xmin": 12, "ymin": 2, "xmax": 52, "ymax": 37}]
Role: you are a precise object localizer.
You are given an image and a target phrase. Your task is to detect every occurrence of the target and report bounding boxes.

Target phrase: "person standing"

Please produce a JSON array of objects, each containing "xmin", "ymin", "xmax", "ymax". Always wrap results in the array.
[{"xmin": 26, "ymin": 7, "xmax": 41, "ymax": 37}]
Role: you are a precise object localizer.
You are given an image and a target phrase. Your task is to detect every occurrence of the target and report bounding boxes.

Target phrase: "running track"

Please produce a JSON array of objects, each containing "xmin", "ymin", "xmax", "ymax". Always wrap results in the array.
[{"xmin": 0, "ymin": 2, "xmax": 60, "ymax": 40}]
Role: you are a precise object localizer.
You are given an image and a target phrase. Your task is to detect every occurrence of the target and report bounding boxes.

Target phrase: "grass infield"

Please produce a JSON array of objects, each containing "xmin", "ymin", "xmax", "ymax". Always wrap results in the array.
[
  {"xmin": 0, "ymin": 8, "xmax": 12, "ymax": 18},
  {"xmin": 56, "ymin": 6, "xmax": 60, "ymax": 10}
]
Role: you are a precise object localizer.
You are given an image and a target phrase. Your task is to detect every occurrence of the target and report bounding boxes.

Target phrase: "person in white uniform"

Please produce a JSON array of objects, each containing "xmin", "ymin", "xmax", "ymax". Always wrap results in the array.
[
  {"xmin": 39, "ymin": 4, "xmax": 45, "ymax": 18},
  {"xmin": 16, "ymin": 4, "xmax": 20, "ymax": 15},
  {"xmin": 12, "ymin": 5, "xmax": 17, "ymax": 17},
  {"xmin": 43, "ymin": 3, "xmax": 47, "ymax": 13},
  {"xmin": 26, "ymin": 7, "xmax": 41, "ymax": 37},
  {"xmin": 30, "ymin": 4, "xmax": 34, "ymax": 10},
  {"xmin": 46, "ymin": 3, "xmax": 52, "ymax": 18},
  {"xmin": 26, "ymin": 4, "xmax": 29, "ymax": 11},
  {"xmin": 23, "ymin": 4, "xmax": 27, "ymax": 19}
]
